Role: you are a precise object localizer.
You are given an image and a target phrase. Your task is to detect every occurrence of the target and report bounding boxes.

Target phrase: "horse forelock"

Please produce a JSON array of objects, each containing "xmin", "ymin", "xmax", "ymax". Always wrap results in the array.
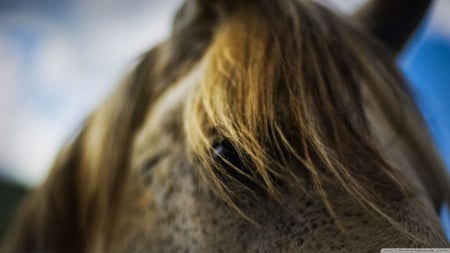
[{"xmin": 178, "ymin": 0, "xmax": 444, "ymax": 241}]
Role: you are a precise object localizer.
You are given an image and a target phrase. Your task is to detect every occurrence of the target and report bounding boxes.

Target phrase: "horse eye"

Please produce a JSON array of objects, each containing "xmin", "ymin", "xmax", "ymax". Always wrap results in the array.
[
  {"xmin": 212, "ymin": 140, "xmax": 243, "ymax": 169},
  {"xmin": 211, "ymin": 140, "xmax": 261, "ymax": 192}
]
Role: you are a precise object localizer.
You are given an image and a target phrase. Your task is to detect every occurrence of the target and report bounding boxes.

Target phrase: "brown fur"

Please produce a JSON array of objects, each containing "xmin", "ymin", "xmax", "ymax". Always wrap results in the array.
[{"xmin": 2, "ymin": 0, "xmax": 450, "ymax": 252}]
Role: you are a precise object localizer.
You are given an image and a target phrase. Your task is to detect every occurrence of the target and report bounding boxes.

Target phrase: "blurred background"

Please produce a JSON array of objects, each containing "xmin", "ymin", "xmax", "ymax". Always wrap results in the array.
[{"xmin": 0, "ymin": 0, "xmax": 449, "ymax": 240}]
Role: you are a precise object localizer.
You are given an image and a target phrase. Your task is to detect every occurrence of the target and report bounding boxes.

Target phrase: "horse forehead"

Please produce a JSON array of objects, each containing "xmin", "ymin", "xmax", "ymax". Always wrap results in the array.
[{"xmin": 132, "ymin": 61, "xmax": 206, "ymax": 164}]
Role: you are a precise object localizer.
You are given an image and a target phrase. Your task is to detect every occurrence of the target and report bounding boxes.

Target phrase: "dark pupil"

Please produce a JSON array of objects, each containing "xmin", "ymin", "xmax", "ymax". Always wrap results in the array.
[
  {"xmin": 212, "ymin": 140, "xmax": 242, "ymax": 169},
  {"xmin": 212, "ymin": 140, "xmax": 260, "ymax": 192}
]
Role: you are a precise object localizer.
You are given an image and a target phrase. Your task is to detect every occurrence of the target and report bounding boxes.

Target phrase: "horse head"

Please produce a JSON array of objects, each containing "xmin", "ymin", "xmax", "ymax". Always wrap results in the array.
[{"xmin": 3, "ymin": 0, "xmax": 449, "ymax": 252}]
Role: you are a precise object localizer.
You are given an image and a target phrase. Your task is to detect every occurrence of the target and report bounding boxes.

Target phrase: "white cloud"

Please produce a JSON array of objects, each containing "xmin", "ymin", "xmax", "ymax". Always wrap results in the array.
[
  {"xmin": 73, "ymin": 0, "xmax": 183, "ymax": 67},
  {"xmin": 0, "ymin": 30, "xmax": 65, "ymax": 185},
  {"xmin": 32, "ymin": 34, "xmax": 77, "ymax": 92},
  {"xmin": 428, "ymin": 0, "xmax": 450, "ymax": 38},
  {"xmin": 323, "ymin": 0, "xmax": 366, "ymax": 14},
  {"xmin": 5, "ymin": 108, "xmax": 67, "ymax": 184},
  {"xmin": 0, "ymin": 0, "xmax": 183, "ymax": 185},
  {"xmin": 0, "ymin": 34, "xmax": 20, "ymax": 121},
  {"xmin": 0, "ymin": 34, "xmax": 21, "ymax": 168}
]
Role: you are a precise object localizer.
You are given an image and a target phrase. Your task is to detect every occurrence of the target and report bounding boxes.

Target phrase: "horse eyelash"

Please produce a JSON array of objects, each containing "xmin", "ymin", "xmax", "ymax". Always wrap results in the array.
[{"xmin": 212, "ymin": 140, "xmax": 243, "ymax": 168}]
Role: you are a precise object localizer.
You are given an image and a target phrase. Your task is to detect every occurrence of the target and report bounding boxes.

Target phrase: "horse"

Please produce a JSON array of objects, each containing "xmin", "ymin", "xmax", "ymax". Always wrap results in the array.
[{"xmin": 2, "ymin": 0, "xmax": 450, "ymax": 252}]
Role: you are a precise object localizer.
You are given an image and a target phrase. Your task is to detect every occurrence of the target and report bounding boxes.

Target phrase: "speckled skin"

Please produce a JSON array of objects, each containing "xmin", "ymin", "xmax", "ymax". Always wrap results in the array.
[{"xmin": 108, "ymin": 74, "xmax": 449, "ymax": 252}]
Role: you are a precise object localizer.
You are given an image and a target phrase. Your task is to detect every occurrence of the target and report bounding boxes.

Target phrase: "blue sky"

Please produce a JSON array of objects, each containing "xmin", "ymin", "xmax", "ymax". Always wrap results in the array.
[
  {"xmin": 0, "ymin": 0, "xmax": 182, "ymax": 182},
  {"xmin": 398, "ymin": 18, "xmax": 450, "ymax": 236},
  {"xmin": 401, "ymin": 33, "xmax": 450, "ymax": 167}
]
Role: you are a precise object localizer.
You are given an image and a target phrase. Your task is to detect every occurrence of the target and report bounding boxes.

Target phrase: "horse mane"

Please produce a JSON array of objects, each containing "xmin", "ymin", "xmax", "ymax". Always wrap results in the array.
[
  {"xmin": 184, "ymin": 0, "xmax": 448, "ymax": 238},
  {"xmin": 1, "ymin": 16, "xmax": 216, "ymax": 253}
]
